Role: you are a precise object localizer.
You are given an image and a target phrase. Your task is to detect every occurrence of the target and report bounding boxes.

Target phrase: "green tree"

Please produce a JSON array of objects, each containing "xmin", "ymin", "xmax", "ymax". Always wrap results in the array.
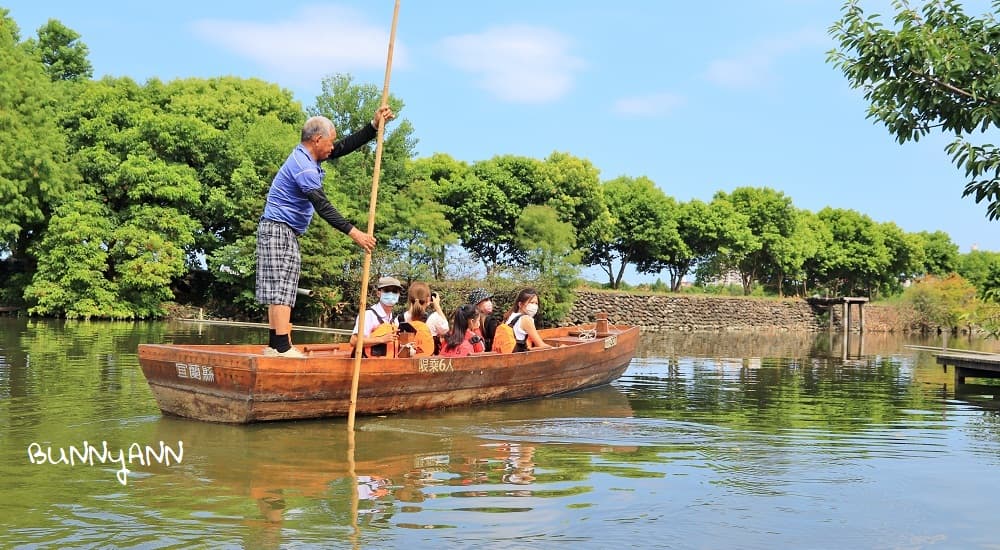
[
  {"xmin": 584, "ymin": 176, "xmax": 680, "ymax": 289},
  {"xmin": 652, "ymin": 198, "xmax": 755, "ymax": 292},
  {"xmin": 515, "ymin": 204, "xmax": 580, "ymax": 278},
  {"xmin": 309, "ymin": 73, "xmax": 413, "ymax": 210},
  {"xmin": 23, "ymin": 18, "xmax": 92, "ymax": 81},
  {"xmin": 829, "ymin": 1, "xmax": 1000, "ymax": 219},
  {"xmin": 916, "ymin": 230, "xmax": 959, "ymax": 276},
  {"xmin": 26, "ymin": 77, "xmax": 203, "ymax": 318},
  {"xmin": 383, "ymin": 177, "xmax": 458, "ymax": 284},
  {"xmin": 801, "ymin": 209, "xmax": 836, "ymax": 295},
  {"xmin": 409, "ymin": 154, "xmax": 471, "ymax": 279},
  {"xmin": 715, "ymin": 187, "xmax": 798, "ymax": 295},
  {"xmin": 877, "ymin": 221, "xmax": 925, "ymax": 295},
  {"xmin": 535, "ymin": 152, "xmax": 612, "ymax": 261},
  {"xmin": 24, "ymin": 197, "xmax": 132, "ymax": 319},
  {"xmin": 513, "ymin": 205, "xmax": 580, "ymax": 323},
  {"xmin": 957, "ymin": 248, "xmax": 1000, "ymax": 291},
  {"xmin": 762, "ymin": 209, "xmax": 824, "ymax": 297},
  {"xmin": 436, "ymin": 156, "xmax": 542, "ymax": 274},
  {"xmin": 0, "ymin": 11, "xmax": 77, "ymax": 303},
  {"xmin": 26, "ymin": 75, "xmax": 306, "ymax": 318},
  {"xmin": 981, "ymin": 262, "xmax": 1000, "ymax": 303},
  {"xmin": 311, "ymin": 74, "xmax": 436, "ymax": 293},
  {"xmin": 902, "ymin": 273, "xmax": 978, "ymax": 331},
  {"xmin": 813, "ymin": 207, "xmax": 891, "ymax": 296}
]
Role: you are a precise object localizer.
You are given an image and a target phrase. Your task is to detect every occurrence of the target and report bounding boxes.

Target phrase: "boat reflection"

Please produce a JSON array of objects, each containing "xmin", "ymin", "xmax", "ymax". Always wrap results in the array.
[{"xmin": 151, "ymin": 384, "xmax": 635, "ymax": 529}]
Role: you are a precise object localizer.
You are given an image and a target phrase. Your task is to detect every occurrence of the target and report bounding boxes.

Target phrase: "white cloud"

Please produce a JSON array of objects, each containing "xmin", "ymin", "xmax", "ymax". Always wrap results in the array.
[
  {"xmin": 438, "ymin": 25, "xmax": 585, "ymax": 103},
  {"xmin": 704, "ymin": 27, "xmax": 828, "ymax": 89},
  {"xmin": 612, "ymin": 92, "xmax": 685, "ymax": 117},
  {"xmin": 190, "ymin": 5, "xmax": 405, "ymax": 82}
]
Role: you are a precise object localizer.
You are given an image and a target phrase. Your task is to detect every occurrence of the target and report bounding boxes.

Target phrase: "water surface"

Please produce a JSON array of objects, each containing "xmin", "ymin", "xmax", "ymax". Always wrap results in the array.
[{"xmin": 1, "ymin": 318, "xmax": 999, "ymax": 549}]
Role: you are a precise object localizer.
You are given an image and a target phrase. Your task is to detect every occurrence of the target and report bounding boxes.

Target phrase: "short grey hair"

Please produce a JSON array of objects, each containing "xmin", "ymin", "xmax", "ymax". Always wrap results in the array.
[{"xmin": 302, "ymin": 116, "xmax": 335, "ymax": 142}]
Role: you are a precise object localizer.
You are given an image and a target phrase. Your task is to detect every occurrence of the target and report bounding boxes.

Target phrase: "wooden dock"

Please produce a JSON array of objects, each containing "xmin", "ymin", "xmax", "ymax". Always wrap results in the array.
[
  {"xmin": 935, "ymin": 351, "xmax": 1000, "ymax": 384},
  {"xmin": 807, "ymin": 296, "xmax": 869, "ymax": 333}
]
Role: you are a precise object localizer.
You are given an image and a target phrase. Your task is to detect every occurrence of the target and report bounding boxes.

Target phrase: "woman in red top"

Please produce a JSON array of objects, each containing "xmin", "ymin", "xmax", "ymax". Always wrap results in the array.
[{"xmin": 439, "ymin": 304, "xmax": 486, "ymax": 357}]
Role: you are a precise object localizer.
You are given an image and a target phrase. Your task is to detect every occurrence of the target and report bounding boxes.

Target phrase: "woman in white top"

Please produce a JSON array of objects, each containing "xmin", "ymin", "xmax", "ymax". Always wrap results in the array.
[
  {"xmin": 402, "ymin": 282, "xmax": 449, "ymax": 352},
  {"xmin": 503, "ymin": 288, "xmax": 552, "ymax": 352}
]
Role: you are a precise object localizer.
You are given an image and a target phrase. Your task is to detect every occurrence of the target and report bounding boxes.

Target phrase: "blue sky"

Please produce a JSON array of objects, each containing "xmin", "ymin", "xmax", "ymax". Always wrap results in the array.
[{"xmin": 5, "ymin": 0, "xmax": 998, "ymax": 282}]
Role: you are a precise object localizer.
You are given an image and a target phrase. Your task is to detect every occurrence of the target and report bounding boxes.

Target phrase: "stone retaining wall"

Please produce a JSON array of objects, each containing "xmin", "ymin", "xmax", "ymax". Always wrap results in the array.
[{"xmin": 566, "ymin": 291, "xmax": 904, "ymax": 333}]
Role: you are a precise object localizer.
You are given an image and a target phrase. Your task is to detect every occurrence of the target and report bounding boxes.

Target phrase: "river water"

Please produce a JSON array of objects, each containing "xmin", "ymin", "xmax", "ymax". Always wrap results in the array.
[{"xmin": 1, "ymin": 318, "xmax": 999, "ymax": 549}]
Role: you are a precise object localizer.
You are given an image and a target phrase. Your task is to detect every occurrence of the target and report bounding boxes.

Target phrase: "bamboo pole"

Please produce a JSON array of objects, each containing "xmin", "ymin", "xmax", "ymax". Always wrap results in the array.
[
  {"xmin": 348, "ymin": 0, "xmax": 401, "ymax": 431},
  {"xmin": 347, "ymin": 427, "xmax": 361, "ymax": 548},
  {"xmin": 178, "ymin": 318, "xmax": 352, "ymax": 336}
]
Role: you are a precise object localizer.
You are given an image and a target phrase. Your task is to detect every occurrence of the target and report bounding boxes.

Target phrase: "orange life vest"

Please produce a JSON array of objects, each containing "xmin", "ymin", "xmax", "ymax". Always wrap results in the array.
[
  {"xmin": 403, "ymin": 320, "xmax": 435, "ymax": 357},
  {"xmin": 363, "ymin": 306, "xmax": 397, "ymax": 358},
  {"xmin": 492, "ymin": 314, "xmax": 526, "ymax": 353}
]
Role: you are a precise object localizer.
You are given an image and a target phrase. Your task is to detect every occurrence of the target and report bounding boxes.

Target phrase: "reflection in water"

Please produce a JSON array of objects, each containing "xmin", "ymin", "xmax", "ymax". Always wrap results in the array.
[{"xmin": 3, "ymin": 318, "xmax": 1000, "ymax": 548}]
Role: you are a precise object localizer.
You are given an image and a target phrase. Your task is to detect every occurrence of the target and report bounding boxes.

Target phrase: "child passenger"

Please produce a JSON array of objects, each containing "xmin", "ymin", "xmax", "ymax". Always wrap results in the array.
[{"xmin": 439, "ymin": 304, "xmax": 486, "ymax": 357}]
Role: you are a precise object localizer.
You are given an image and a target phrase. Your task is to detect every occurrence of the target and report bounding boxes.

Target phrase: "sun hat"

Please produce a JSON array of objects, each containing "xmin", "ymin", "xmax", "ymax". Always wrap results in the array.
[
  {"xmin": 467, "ymin": 287, "xmax": 493, "ymax": 305},
  {"xmin": 376, "ymin": 276, "xmax": 403, "ymax": 290}
]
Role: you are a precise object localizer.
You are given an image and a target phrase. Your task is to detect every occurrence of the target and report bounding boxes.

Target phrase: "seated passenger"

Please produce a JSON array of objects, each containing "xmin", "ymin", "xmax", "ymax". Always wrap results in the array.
[
  {"xmin": 439, "ymin": 304, "xmax": 486, "ymax": 357},
  {"xmin": 349, "ymin": 276, "xmax": 401, "ymax": 357},
  {"xmin": 402, "ymin": 282, "xmax": 449, "ymax": 354},
  {"xmin": 468, "ymin": 287, "xmax": 500, "ymax": 352},
  {"xmin": 504, "ymin": 288, "xmax": 553, "ymax": 352}
]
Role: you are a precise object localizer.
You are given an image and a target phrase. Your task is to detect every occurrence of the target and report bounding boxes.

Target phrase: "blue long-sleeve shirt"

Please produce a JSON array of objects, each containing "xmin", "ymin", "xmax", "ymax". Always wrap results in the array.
[{"xmin": 261, "ymin": 122, "xmax": 376, "ymax": 235}]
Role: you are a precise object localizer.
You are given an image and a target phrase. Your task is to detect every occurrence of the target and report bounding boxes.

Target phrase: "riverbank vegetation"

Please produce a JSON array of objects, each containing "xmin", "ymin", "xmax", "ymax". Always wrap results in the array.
[{"xmin": 2, "ymin": 6, "xmax": 1000, "ymax": 336}]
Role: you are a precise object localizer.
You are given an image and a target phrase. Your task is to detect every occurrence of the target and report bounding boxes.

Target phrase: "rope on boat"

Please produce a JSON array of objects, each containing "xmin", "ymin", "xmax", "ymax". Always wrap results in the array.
[{"xmin": 577, "ymin": 328, "xmax": 598, "ymax": 340}]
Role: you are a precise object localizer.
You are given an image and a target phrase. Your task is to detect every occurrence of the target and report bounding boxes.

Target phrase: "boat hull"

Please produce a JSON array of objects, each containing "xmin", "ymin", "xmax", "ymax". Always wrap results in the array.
[{"xmin": 138, "ymin": 324, "xmax": 639, "ymax": 423}]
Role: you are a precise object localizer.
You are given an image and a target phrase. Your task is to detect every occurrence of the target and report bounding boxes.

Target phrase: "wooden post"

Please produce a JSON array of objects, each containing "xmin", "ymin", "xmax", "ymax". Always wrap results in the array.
[
  {"xmin": 842, "ymin": 301, "xmax": 848, "ymax": 334},
  {"xmin": 859, "ymin": 301, "xmax": 865, "ymax": 333},
  {"xmin": 595, "ymin": 313, "xmax": 610, "ymax": 336}
]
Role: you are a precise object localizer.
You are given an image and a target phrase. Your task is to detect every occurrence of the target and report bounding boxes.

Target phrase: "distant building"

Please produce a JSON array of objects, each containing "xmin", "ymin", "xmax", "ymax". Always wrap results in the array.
[{"xmin": 706, "ymin": 269, "xmax": 742, "ymax": 287}]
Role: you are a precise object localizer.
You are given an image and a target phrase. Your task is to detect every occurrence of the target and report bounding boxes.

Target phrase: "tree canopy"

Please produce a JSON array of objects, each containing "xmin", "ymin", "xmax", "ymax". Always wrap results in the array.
[
  {"xmin": 829, "ymin": 0, "xmax": 1000, "ymax": 219},
  {"xmin": 3, "ymin": 9, "xmax": 997, "ymax": 319}
]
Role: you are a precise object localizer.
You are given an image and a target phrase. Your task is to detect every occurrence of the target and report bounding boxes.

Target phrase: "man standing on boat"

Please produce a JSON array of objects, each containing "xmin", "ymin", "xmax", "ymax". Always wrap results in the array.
[{"xmin": 256, "ymin": 107, "xmax": 394, "ymax": 357}]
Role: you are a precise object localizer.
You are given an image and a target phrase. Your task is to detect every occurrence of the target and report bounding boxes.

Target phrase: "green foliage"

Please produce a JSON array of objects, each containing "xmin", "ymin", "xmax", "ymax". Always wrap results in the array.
[
  {"xmin": 900, "ymin": 274, "xmax": 978, "ymax": 330},
  {"xmin": 584, "ymin": 176, "xmax": 680, "ymax": 289},
  {"xmin": 402, "ymin": 154, "xmax": 469, "ymax": 280},
  {"xmin": 23, "ymin": 18, "xmax": 92, "ymax": 81},
  {"xmin": 19, "ymin": 74, "xmax": 308, "ymax": 318},
  {"xmin": 664, "ymin": 197, "xmax": 756, "ymax": 293},
  {"xmin": 877, "ymin": 221, "xmax": 925, "ymax": 295},
  {"xmin": 6, "ymin": 6, "xmax": 998, "ymax": 320},
  {"xmin": 453, "ymin": 155, "xmax": 543, "ymax": 272},
  {"xmin": 515, "ymin": 205, "xmax": 579, "ymax": 275},
  {"xmin": 915, "ymin": 230, "xmax": 959, "ymax": 276},
  {"xmin": 714, "ymin": 187, "xmax": 796, "ymax": 295},
  {"xmin": 205, "ymin": 237, "xmax": 258, "ymax": 313},
  {"xmin": 0, "ymin": 12, "xmax": 77, "ymax": 260},
  {"xmin": 535, "ymin": 152, "xmax": 611, "ymax": 261},
  {"xmin": 812, "ymin": 207, "xmax": 891, "ymax": 296},
  {"xmin": 24, "ymin": 198, "xmax": 132, "ymax": 319},
  {"xmin": 957, "ymin": 249, "xmax": 1000, "ymax": 291},
  {"xmin": 981, "ymin": 261, "xmax": 1000, "ymax": 302},
  {"xmin": 829, "ymin": 0, "xmax": 1000, "ymax": 219}
]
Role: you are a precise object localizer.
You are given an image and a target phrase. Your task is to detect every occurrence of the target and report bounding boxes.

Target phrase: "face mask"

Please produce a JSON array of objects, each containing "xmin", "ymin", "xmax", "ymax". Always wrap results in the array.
[
  {"xmin": 380, "ymin": 292, "xmax": 399, "ymax": 307},
  {"xmin": 480, "ymin": 301, "xmax": 494, "ymax": 314},
  {"xmin": 524, "ymin": 303, "xmax": 538, "ymax": 317}
]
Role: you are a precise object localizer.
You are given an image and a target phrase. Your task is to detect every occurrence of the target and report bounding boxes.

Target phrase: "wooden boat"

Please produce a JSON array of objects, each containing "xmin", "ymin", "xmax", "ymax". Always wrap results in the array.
[{"xmin": 137, "ymin": 319, "xmax": 639, "ymax": 423}]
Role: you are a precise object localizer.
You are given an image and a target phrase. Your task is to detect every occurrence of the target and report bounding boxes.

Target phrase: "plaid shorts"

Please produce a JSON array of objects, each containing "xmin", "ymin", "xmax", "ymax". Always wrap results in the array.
[{"xmin": 256, "ymin": 219, "xmax": 300, "ymax": 306}]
